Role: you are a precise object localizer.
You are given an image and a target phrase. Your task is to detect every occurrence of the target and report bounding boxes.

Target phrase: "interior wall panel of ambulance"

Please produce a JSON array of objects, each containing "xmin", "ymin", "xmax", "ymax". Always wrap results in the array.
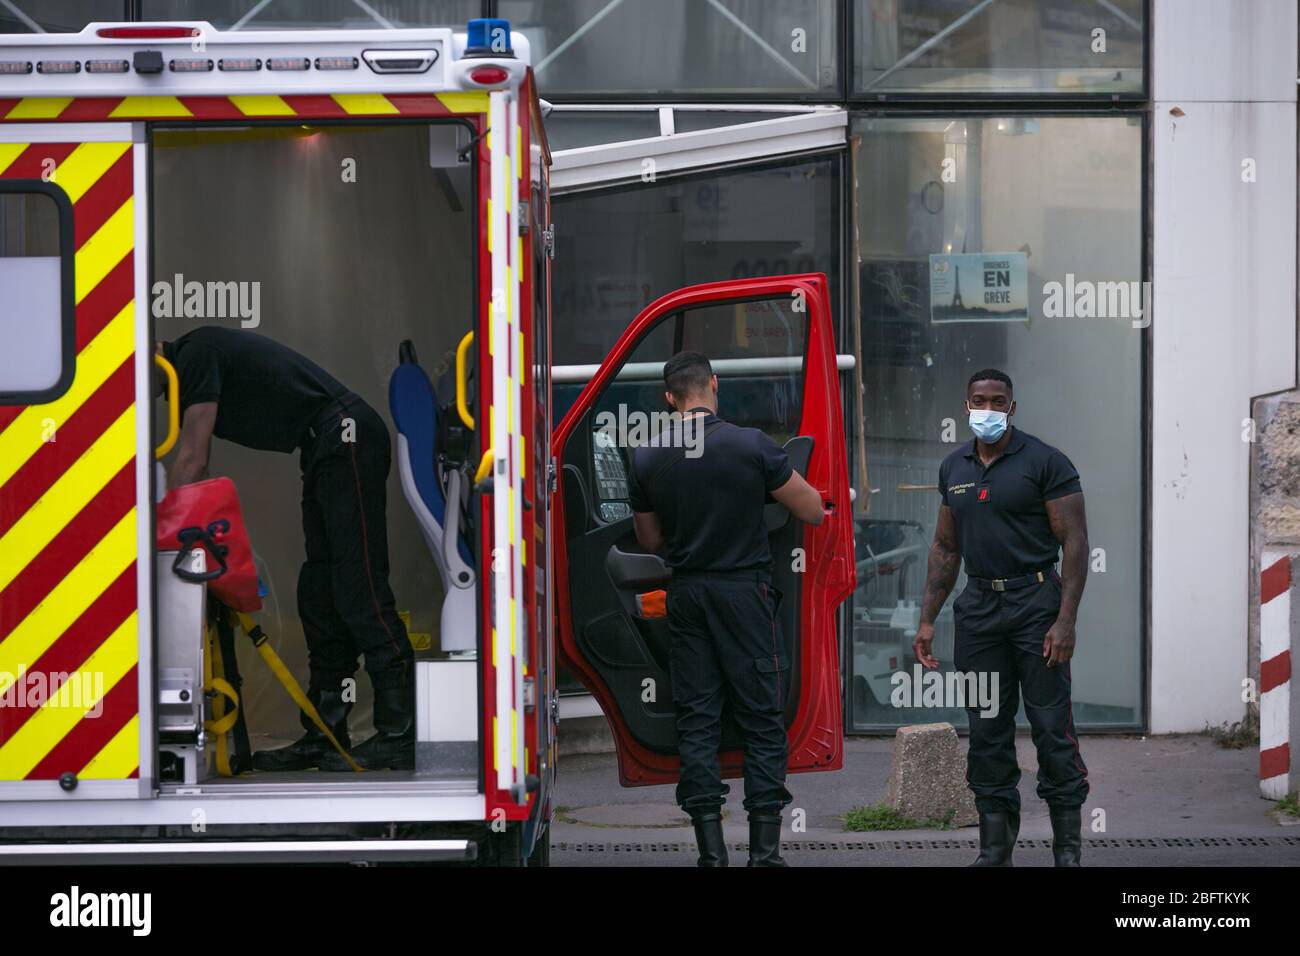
[{"xmin": 150, "ymin": 121, "xmax": 474, "ymax": 753}]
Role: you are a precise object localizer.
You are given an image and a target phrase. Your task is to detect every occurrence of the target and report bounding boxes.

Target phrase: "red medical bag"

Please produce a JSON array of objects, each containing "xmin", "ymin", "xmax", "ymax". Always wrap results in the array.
[{"xmin": 156, "ymin": 477, "xmax": 263, "ymax": 612}]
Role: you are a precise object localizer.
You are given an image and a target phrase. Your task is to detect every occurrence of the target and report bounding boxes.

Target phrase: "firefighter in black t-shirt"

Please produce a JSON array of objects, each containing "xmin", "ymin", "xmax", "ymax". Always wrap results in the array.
[
  {"xmin": 628, "ymin": 351, "xmax": 826, "ymax": 867},
  {"xmin": 157, "ymin": 326, "xmax": 412, "ymax": 772},
  {"xmin": 915, "ymin": 368, "xmax": 1091, "ymax": 867}
]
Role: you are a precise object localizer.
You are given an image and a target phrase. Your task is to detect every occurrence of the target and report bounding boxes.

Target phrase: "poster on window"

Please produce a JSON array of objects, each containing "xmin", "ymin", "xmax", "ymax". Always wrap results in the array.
[{"xmin": 928, "ymin": 252, "xmax": 1029, "ymax": 324}]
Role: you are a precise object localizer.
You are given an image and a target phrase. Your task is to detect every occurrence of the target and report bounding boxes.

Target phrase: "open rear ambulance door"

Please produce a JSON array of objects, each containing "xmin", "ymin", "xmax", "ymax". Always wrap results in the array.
[
  {"xmin": 0, "ymin": 123, "xmax": 152, "ymax": 800},
  {"xmin": 552, "ymin": 273, "xmax": 854, "ymax": 786}
]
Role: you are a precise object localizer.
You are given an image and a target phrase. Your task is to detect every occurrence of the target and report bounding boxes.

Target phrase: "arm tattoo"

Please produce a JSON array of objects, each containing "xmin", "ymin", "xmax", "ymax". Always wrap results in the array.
[
  {"xmin": 920, "ymin": 506, "xmax": 961, "ymax": 625},
  {"xmin": 1045, "ymin": 492, "xmax": 1089, "ymax": 626}
]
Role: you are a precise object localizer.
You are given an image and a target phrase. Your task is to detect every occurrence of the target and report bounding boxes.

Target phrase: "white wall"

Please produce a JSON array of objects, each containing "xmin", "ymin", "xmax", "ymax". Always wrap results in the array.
[{"xmin": 1150, "ymin": 0, "xmax": 1296, "ymax": 731}]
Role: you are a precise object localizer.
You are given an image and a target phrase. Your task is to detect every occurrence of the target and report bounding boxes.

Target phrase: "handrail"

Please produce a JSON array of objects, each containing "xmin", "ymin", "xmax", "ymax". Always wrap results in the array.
[
  {"xmin": 154, "ymin": 353, "xmax": 180, "ymax": 459},
  {"xmin": 474, "ymin": 448, "xmax": 493, "ymax": 484},
  {"xmin": 455, "ymin": 331, "xmax": 475, "ymax": 429}
]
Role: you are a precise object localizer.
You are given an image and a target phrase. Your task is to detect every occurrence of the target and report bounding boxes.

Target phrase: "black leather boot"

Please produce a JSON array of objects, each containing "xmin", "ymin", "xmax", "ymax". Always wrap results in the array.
[
  {"xmin": 252, "ymin": 689, "xmax": 351, "ymax": 772},
  {"xmin": 692, "ymin": 813, "xmax": 728, "ymax": 867},
  {"xmin": 970, "ymin": 809, "xmax": 1018, "ymax": 867},
  {"xmin": 320, "ymin": 676, "xmax": 414, "ymax": 771},
  {"xmin": 1049, "ymin": 806, "xmax": 1082, "ymax": 867},
  {"xmin": 746, "ymin": 813, "xmax": 788, "ymax": 867}
]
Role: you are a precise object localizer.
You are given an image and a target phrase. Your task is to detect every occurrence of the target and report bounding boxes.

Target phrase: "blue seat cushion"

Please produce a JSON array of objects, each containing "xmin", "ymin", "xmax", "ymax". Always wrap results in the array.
[{"xmin": 389, "ymin": 361, "xmax": 473, "ymax": 566}]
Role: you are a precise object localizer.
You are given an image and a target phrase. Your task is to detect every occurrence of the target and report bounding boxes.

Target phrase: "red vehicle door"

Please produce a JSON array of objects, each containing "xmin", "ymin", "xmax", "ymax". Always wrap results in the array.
[{"xmin": 552, "ymin": 274, "xmax": 854, "ymax": 786}]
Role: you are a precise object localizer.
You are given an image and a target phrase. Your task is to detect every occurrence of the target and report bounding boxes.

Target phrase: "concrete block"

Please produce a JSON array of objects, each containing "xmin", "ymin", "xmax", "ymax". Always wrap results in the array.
[{"xmin": 885, "ymin": 722, "xmax": 978, "ymax": 827}]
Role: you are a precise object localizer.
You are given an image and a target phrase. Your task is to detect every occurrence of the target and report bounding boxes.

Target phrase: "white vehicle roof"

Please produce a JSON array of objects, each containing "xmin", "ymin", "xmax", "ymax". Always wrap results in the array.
[{"xmin": 0, "ymin": 22, "xmax": 531, "ymax": 99}]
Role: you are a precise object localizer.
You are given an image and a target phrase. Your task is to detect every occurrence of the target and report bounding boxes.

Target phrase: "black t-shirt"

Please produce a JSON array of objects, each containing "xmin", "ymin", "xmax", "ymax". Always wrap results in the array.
[
  {"xmin": 628, "ymin": 412, "xmax": 793, "ymax": 573},
  {"xmin": 163, "ymin": 327, "xmax": 348, "ymax": 453},
  {"xmin": 938, "ymin": 427, "xmax": 1082, "ymax": 578}
]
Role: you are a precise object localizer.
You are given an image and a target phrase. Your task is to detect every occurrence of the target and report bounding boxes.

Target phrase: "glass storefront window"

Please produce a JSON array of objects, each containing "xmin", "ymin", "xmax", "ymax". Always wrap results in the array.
[
  {"xmin": 0, "ymin": 1, "xmax": 125, "ymax": 32},
  {"xmin": 142, "ymin": 0, "xmax": 479, "ymax": 29},
  {"xmin": 849, "ymin": 113, "xmax": 1142, "ymax": 730},
  {"xmin": 550, "ymin": 153, "xmax": 841, "ymax": 419},
  {"xmin": 503, "ymin": 0, "xmax": 840, "ymax": 100},
  {"xmin": 854, "ymin": 0, "xmax": 1144, "ymax": 97}
]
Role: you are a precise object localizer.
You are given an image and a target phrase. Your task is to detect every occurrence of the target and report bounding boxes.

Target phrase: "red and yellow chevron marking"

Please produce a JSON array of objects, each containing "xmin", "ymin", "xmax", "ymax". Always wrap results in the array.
[
  {"xmin": 0, "ymin": 140, "xmax": 140, "ymax": 783},
  {"xmin": 0, "ymin": 91, "xmax": 488, "ymax": 123}
]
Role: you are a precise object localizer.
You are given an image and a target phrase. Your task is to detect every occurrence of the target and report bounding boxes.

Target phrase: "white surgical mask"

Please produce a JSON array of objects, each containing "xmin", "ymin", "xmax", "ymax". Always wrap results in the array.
[{"xmin": 968, "ymin": 408, "xmax": 1008, "ymax": 442}]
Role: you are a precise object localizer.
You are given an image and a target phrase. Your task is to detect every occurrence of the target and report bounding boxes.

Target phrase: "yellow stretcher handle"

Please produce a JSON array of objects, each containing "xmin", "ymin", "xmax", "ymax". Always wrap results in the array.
[
  {"xmin": 154, "ymin": 353, "xmax": 180, "ymax": 459},
  {"xmin": 455, "ymin": 331, "xmax": 475, "ymax": 429},
  {"xmin": 475, "ymin": 448, "xmax": 493, "ymax": 484}
]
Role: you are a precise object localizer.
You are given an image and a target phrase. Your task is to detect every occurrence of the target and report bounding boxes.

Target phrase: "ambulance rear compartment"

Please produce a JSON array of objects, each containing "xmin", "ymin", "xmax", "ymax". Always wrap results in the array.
[{"xmin": 149, "ymin": 118, "xmax": 483, "ymax": 796}]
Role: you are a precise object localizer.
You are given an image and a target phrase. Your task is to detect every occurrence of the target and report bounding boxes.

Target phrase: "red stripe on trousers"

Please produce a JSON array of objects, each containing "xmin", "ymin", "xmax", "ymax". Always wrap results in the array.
[{"xmin": 24, "ymin": 664, "xmax": 139, "ymax": 780}]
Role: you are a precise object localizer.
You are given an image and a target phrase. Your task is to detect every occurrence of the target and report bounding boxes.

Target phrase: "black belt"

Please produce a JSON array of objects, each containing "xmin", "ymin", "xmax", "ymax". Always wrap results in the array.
[
  {"xmin": 968, "ymin": 567, "xmax": 1055, "ymax": 592},
  {"xmin": 670, "ymin": 567, "xmax": 771, "ymax": 583}
]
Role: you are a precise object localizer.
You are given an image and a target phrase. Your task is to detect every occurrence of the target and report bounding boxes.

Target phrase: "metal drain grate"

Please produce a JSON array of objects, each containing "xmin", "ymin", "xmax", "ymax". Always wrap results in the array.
[{"xmin": 554, "ymin": 836, "xmax": 1300, "ymax": 854}]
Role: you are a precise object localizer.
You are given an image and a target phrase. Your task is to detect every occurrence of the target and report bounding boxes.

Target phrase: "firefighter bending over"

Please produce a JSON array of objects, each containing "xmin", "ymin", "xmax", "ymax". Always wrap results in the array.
[
  {"xmin": 628, "ymin": 351, "xmax": 826, "ymax": 866},
  {"xmin": 158, "ymin": 326, "xmax": 413, "ymax": 772}
]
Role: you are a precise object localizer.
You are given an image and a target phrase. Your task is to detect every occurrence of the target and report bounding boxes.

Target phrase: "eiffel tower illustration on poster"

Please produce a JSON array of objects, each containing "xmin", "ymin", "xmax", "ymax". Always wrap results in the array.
[{"xmin": 930, "ymin": 253, "xmax": 1029, "ymax": 324}]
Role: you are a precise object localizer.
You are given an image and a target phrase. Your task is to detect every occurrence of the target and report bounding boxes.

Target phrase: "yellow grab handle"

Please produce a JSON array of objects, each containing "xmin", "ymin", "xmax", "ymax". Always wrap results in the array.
[
  {"xmin": 455, "ymin": 331, "xmax": 475, "ymax": 429},
  {"xmin": 475, "ymin": 448, "xmax": 493, "ymax": 484},
  {"xmin": 154, "ymin": 353, "xmax": 180, "ymax": 459}
]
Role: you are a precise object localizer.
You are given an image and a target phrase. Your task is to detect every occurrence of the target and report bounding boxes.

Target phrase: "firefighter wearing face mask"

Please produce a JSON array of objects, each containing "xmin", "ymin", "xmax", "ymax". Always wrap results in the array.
[{"xmin": 913, "ymin": 368, "xmax": 1091, "ymax": 867}]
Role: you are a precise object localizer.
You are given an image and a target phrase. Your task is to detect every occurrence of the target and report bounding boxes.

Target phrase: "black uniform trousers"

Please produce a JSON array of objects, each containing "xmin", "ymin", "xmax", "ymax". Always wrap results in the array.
[
  {"xmin": 666, "ymin": 570, "xmax": 793, "ymax": 818},
  {"xmin": 295, "ymin": 393, "xmax": 412, "ymax": 729},
  {"xmin": 953, "ymin": 568, "xmax": 1089, "ymax": 815}
]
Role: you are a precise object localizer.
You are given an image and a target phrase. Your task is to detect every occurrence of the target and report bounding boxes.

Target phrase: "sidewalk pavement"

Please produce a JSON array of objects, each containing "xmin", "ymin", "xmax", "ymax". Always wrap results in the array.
[{"xmin": 550, "ymin": 734, "xmax": 1300, "ymax": 867}]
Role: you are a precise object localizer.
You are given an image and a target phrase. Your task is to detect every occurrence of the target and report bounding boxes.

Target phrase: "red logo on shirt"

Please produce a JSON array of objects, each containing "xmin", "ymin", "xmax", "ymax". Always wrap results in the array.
[{"xmin": 978, "ymin": 487, "xmax": 989, "ymax": 501}]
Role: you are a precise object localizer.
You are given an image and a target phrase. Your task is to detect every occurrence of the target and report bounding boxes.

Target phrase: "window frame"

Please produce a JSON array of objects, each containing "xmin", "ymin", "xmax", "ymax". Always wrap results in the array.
[
  {"xmin": 843, "ymin": 104, "xmax": 1150, "ymax": 734},
  {"xmin": 0, "ymin": 179, "xmax": 77, "ymax": 406},
  {"xmin": 845, "ymin": 0, "xmax": 1150, "ymax": 105}
]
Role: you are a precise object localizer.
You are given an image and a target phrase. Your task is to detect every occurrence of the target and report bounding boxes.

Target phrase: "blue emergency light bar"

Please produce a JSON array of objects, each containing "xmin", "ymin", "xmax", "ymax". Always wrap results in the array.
[{"xmin": 464, "ymin": 18, "xmax": 514, "ymax": 58}]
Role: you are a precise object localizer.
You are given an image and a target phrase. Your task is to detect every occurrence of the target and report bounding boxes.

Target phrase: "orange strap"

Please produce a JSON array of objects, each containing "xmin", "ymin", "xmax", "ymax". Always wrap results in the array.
[{"xmin": 636, "ymin": 589, "xmax": 667, "ymax": 619}]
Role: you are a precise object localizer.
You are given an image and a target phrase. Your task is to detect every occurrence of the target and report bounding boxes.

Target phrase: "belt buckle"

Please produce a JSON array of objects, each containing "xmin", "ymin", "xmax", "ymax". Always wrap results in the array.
[{"xmin": 991, "ymin": 578, "xmax": 1006, "ymax": 592}]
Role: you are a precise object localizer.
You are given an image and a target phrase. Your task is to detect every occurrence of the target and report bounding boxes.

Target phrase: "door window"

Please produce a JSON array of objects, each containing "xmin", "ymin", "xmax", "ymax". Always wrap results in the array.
[{"xmin": 0, "ymin": 184, "xmax": 74, "ymax": 404}]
